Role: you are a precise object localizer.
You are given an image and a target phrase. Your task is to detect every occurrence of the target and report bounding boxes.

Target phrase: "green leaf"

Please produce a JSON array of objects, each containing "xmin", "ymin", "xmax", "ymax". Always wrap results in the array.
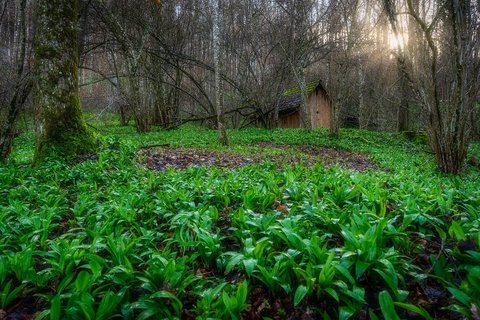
[
  {"xmin": 225, "ymin": 253, "xmax": 244, "ymax": 274},
  {"xmin": 339, "ymin": 306, "xmax": 354, "ymax": 320},
  {"xmin": 449, "ymin": 221, "xmax": 466, "ymax": 241},
  {"xmin": 77, "ymin": 293, "xmax": 95, "ymax": 320},
  {"xmin": 294, "ymin": 285, "xmax": 308, "ymax": 306},
  {"xmin": 335, "ymin": 264, "xmax": 355, "ymax": 285},
  {"xmin": 325, "ymin": 288, "xmax": 339, "ymax": 302},
  {"xmin": 75, "ymin": 271, "xmax": 91, "ymax": 292},
  {"xmin": 96, "ymin": 291, "xmax": 121, "ymax": 320},
  {"xmin": 434, "ymin": 226, "xmax": 447, "ymax": 240},
  {"xmin": 243, "ymin": 259, "xmax": 257, "ymax": 277},
  {"xmin": 0, "ymin": 280, "xmax": 26, "ymax": 309},
  {"xmin": 368, "ymin": 310, "xmax": 379, "ymax": 320},
  {"xmin": 447, "ymin": 287, "xmax": 470, "ymax": 306},
  {"xmin": 35, "ymin": 309, "xmax": 50, "ymax": 320},
  {"xmin": 50, "ymin": 295, "xmax": 61, "ymax": 320},
  {"xmin": 394, "ymin": 302, "xmax": 432, "ymax": 320},
  {"xmin": 355, "ymin": 261, "xmax": 370, "ymax": 279},
  {"xmin": 150, "ymin": 290, "xmax": 183, "ymax": 311},
  {"xmin": 222, "ymin": 291, "xmax": 233, "ymax": 310},
  {"xmin": 379, "ymin": 291, "xmax": 400, "ymax": 320},
  {"xmin": 236, "ymin": 281, "xmax": 248, "ymax": 305}
]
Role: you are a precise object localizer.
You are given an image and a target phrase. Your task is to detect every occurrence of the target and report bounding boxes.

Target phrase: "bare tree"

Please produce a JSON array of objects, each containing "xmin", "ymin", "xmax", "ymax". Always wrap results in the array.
[
  {"xmin": 3, "ymin": 0, "xmax": 471, "ymax": 167},
  {"xmin": 221, "ymin": 0, "xmax": 292, "ymax": 129},
  {"xmin": 325, "ymin": 0, "xmax": 365, "ymax": 136},
  {"xmin": 384, "ymin": 0, "xmax": 480, "ymax": 173},
  {"xmin": 0, "ymin": 0, "xmax": 31, "ymax": 161}
]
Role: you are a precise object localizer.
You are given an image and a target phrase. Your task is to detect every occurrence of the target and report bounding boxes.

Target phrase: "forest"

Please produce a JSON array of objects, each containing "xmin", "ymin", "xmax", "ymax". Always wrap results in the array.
[{"xmin": 0, "ymin": 0, "xmax": 480, "ymax": 319}]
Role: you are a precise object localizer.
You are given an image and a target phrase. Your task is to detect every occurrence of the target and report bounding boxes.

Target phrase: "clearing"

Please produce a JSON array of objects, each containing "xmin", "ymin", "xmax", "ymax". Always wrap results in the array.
[{"xmin": 137, "ymin": 143, "xmax": 376, "ymax": 171}]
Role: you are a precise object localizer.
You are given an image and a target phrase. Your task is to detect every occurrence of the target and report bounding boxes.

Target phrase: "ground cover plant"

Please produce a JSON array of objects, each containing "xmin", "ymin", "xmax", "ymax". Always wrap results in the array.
[{"xmin": 1, "ymin": 121, "xmax": 480, "ymax": 319}]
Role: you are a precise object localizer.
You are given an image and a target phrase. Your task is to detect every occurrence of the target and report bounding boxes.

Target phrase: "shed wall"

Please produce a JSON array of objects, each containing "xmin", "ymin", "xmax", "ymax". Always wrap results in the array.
[
  {"xmin": 309, "ymin": 91, "xmax": 331, "ymax": 128},
  {"xmin": 279, "ymin": 111, "xmax": 300, "ymax": 128}
]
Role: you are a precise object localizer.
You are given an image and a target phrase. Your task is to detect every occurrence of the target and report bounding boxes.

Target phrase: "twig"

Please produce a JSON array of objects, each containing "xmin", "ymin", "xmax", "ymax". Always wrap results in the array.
[
  {"xmin": 137, "ymin": 144, "xmax": 171, "ymax": 150},
  {"xmin": 86, "ymin": 123, "xmax": 101, "ymax": 132},
  {"xmin": 426, "ymin": 237, "xmax": 445, "ymax": 275}
]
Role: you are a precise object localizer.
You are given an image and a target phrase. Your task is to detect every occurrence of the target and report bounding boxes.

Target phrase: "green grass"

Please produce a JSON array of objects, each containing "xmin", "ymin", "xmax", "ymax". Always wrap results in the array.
[{"xmin": 1, "ymin": 119, "xmax": 480, "ymax": 319}]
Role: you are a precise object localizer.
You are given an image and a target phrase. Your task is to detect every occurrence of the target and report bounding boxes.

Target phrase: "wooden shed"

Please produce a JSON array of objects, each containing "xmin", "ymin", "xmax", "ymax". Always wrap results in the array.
[{"xmin": 277, "ymin": 81, "xmax": 332, "ymax": 129}]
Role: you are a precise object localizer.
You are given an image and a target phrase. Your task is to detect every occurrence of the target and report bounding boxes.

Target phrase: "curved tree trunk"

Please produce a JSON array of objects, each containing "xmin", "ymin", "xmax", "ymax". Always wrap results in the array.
[
  {"xmin": 383, "ymin": 0, "xmax": 478, "ymax": 174},
  {"xmin": 33, "ymin": 0, "xmax": 95, "ymax": 164}
]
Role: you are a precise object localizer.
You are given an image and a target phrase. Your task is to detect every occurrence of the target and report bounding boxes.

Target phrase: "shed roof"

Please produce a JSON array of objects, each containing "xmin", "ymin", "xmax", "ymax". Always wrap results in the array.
[
  {"xmin": 278, "ymin": 81, "xmax": 321, "ymax": 114},
  {"xmin": 277, "ymin": 94, "xmax": 303, "ymax": 113},
  {"xmin": 283, "ymin": 81, "xmax": 320, "ymax": 97}
]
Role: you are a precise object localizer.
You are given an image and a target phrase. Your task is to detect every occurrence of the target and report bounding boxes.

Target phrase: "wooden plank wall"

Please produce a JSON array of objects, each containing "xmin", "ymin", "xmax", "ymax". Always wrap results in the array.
[
  {"xmin": 279, "ymin": 112, "xmax": 300, "ymax": 128},
  {"xmin": 309, "ymin": 91, "xmax": 331, "ymax": 128}
]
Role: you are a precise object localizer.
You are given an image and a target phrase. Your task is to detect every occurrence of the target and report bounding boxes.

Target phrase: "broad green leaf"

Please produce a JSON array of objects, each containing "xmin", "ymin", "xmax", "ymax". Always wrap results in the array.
[
  {"xmin": 77, "ymin": 293, "xmax": 95, "ymax": 320},
  {"xmin": 236, "ymin": 281, "xmax": 248, "ymax": 305},
  {"xmin": 394, "ymin": 302, "xmax": 432, "ymax": 320},
  {"xmin": 447, "ymin": 287, "xmax": 470, "ymax": 306},
  {"xmin": 50, "ymin": 295, "xmax": 61, "ymax": 320},
  {"xmin": 379, "ymin": 291, "xmax": 400, "ymax": 320},
  {"xmin": 449, "ymin": 221, "xmax": 466, "ymax": 241},
  {"xmin": 325, "ymin": 288, "xmax": 339, "ymax": 302},
  {"xmin": 339, "ymin": 306, "xmax": 354, "ymax": 320},
  {"xmin": 75, "ymin": 271, "xmax": 91, "ymax": 292},
  {"xmin": 222, "ymin": 291, "xmax": 233, "ymax": 310},
  {"xmin": 96, "ymin": 291, "xmax": 121, "ymax": 320},
  {"xmin": 225, "ymin": 254, "xmax": 244, "ymax": 274},
  {"xmin": 294, "ymin": 285, "xmax": 308, "ymax": 306},
  {"xmin": 355, "ymin": 261, "xmax": 370, "ymax": 279},
  {"xmin": 335, "ymin": 265, "xmax": 355, "ymax": 285},
  {"xmin": 243, "ymin": 259, "xmax": 257, "ymax": 277}
]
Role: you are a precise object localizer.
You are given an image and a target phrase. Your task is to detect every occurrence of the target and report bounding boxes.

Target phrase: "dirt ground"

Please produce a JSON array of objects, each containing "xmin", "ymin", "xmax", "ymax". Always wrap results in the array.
[{"xmin": 137, "ymin": 142, "xmax": 377, "ymax": 172}]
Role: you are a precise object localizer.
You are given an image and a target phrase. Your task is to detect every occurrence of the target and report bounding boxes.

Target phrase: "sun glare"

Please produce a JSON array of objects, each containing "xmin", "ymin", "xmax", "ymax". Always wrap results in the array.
[{"xmin": 389, "ymin": 32, "xmax": 408, "ymax": 50}]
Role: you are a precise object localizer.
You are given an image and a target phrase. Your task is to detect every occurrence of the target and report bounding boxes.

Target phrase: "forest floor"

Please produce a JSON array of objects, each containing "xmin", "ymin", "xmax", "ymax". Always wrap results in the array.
[
  {"xmin": 1, "ymin": 117, "xmax": 480, "ymax": 319},
  {"xmin": 137, "ymin": 143, "xmax": 376, "ymax": 172}
]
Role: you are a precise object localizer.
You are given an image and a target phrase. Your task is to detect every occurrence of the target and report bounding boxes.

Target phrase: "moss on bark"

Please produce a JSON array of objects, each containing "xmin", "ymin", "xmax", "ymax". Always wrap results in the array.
[{"xmin": 33, "ymin": 0, "xmax": 96, "ymax": 165}]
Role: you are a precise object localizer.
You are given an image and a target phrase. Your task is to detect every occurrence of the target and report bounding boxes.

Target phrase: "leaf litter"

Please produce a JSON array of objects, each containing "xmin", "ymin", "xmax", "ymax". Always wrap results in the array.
[{"xmin": 138, "ymin": 142, "xmax": 377, "ymax": 172}]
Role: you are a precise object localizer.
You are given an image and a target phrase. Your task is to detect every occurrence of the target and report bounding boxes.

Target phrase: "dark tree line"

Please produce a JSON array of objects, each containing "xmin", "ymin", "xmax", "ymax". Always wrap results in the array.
[
  {"xmin": 0, "ymin": 0, "xmax": 478, "ymax": 172},
  {"xmin": 0, "ymin": 0, "xmax": 31, "ymax": 160}
]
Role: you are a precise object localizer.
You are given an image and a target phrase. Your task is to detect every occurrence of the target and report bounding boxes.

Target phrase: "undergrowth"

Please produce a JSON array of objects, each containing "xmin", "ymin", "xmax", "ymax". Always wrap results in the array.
[{"xmin": 1, "ymin": 121, "xmax": 479, "ymax": 319}]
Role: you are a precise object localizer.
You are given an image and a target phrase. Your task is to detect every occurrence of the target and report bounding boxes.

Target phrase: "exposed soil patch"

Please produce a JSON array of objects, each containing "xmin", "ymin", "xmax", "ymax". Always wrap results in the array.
[
  {"xmin": 138, "ymin": 143, "xmax": 377, "ymax": 172},
  {"xmin": 254, "ymin": 142, "xmax": 375, "ymax": 171},
  {"xmin": 243, "ymin": 287, "xmax": 320, "ymax": 320},
  {"xmin": 1, "ymin": 295, "xmax": 45, "ymax": 320}
]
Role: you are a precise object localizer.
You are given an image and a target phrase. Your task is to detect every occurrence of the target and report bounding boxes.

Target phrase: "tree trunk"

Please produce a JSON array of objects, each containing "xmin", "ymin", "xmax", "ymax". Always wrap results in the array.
[
  {"xmin": 397, "ymin": 58, "xmax": 410, "ymax": 132},
  {"xmin": 358, "ymin": 65, "xmax": 368, "ymax": 129},
  {"xmin": 212, "ymin": 0, "xmax": 228, "ymax": 145},
  {"xmin": 329, "ymin": 101, "xmax": 340, "ymax": 137},
  {"xmin": 298, "ymin": 66, "xmax": 312, "ymax": 130},
  {"xmin": 384, "ymin": 0, "xmax": 478, "ymax": 174},
  {"xmin": 0, "ymin": 0, "xmax": 28, "ymax": 162},
  {"xmin": 33, "ymin": 0, "xmax": 95, "ymax": 164}
]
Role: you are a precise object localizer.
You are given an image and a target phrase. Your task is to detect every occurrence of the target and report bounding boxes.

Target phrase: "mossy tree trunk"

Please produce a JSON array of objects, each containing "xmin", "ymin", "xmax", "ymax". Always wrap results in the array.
[{"xmin": 33, "ymin": 0, "xmax": 95, "ymax": 164}]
